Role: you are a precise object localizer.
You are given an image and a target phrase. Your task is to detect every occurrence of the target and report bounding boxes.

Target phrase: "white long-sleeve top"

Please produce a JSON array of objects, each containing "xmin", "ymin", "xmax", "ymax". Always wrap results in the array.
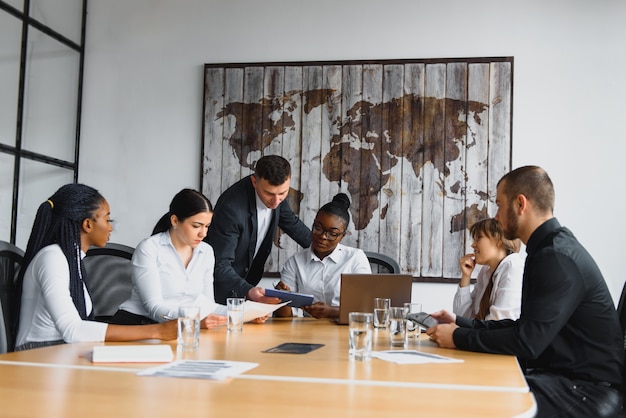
[
  {"xmin": 280, "ymin": 244, "xmax": 372, "ymax": 311},
  {"xmin": 452, "ymin": 252, "xmax": 524, "ymax": 320},
  {"xmin": 16, "ymin": 244, "xmax": 107, "ymax": 347},
  {"xmin": 118, "ymin": 231, "xmax": 224, "ymax": 321}
]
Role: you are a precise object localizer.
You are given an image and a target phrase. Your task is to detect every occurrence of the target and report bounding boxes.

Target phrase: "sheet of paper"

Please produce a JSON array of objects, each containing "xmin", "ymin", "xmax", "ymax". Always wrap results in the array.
[
  {"xmin": 243, "ymin": 300, "xmax": 290, "ymax": 322},
  {"xmin": 137, "ymin": 360, "xmax": 259, "ymax": 380},
  {"xmin": 92, "ymin": 345, "xmax": 174, "ymax": 363},
  {"xmin": 371, "ymin": 350, "xmax": 464, "ymax": 364}
]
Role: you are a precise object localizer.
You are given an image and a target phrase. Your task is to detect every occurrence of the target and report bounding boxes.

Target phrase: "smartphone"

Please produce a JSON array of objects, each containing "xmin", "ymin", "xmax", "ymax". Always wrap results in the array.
[{"xmin": 406, "ymin": 312, "xmax": 438, "ymax": 329}]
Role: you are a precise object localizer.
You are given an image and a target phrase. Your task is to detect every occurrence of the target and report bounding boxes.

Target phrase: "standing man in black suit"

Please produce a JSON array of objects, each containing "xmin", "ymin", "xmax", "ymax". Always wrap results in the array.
[{"xmin": 207, "ymin": 155, "xmax": 311, "ymax": 304}]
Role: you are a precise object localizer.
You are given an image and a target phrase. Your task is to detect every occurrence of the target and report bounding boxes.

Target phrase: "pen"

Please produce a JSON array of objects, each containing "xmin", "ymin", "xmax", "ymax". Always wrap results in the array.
[{"xmin": 161, "ymin": 315, "xmax": 175, "ymax": 320}]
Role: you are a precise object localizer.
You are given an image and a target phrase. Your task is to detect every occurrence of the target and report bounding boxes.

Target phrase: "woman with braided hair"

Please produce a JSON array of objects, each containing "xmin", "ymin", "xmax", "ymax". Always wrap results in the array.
[{"xmin": 15, "ymin": 184, "xmax": 176, "ymax": 351}]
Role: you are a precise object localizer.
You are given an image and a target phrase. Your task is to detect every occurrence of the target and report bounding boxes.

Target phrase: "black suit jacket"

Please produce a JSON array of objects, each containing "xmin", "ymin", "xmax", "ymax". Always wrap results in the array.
[{"xmin": 207, "ymin": 175, "xmax": 311, "ymax": 304}]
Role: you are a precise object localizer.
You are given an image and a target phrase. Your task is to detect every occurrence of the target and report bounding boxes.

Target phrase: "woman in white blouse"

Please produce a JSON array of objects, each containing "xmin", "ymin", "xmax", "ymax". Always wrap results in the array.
[
  {"xmin": 453, "ymin": 218, "xmax": 524, "ymax": 320},
  {"xmin": 274, "ymin": 193, "xmax": 371, "ymax": 319},
  {"xmin": 15, "ymin": 184, "xmax": 177, "ymax": 351},
  {"xmin": 111, "ymin": 189, "xmax": 227, "ymax": 329}
]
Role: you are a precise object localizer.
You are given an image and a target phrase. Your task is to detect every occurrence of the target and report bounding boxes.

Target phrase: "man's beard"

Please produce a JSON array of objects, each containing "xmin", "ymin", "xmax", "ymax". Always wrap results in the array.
[{"xmin": 503, "ymin": 204, "xmax": 520, "ymax": 241}]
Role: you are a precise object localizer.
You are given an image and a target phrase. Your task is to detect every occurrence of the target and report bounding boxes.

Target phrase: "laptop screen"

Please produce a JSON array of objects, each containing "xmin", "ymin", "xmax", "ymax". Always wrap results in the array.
[{"xmin": 337, "ymin": 274, "xmax": 413, "ymax": 324}]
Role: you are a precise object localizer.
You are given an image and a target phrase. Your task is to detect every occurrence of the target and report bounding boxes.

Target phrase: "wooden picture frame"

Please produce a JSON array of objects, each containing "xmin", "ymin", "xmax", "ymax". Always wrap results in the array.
[{"xmin": 201, "ymin": 57, "xmax": 513, "ymax": 278}]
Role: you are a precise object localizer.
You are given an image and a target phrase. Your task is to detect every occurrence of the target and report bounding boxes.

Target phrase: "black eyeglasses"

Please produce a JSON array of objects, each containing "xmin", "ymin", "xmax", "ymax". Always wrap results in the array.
[{"xmin": 311, "ymin": 224, "xmax": 346, "ymax": 241}]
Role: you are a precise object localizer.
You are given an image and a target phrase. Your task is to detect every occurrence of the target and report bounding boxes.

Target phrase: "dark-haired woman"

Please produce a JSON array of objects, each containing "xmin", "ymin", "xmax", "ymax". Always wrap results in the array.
[
  {"xmin": 15, "ymin": 184, "xmax": 177, "ymax": 351},
  {"xmin": 111, "ymin": 189, "xmax": 227, "ymax": 329},
  {"xmin": 275, "ymin": 193, "xmax": 371, "ymax": 319}
]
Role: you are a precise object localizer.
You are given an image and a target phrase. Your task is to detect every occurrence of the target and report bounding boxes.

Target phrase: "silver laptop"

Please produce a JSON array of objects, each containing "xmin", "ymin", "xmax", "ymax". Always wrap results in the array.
[{"xmin": 336, "ymin": 273, "xmax": 413, "ymax": 325}]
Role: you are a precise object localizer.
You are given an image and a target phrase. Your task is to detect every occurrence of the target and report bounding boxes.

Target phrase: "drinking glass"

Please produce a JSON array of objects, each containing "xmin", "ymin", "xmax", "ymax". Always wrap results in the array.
[
  {"xmin": 373, "ymin": 297, "xmax": 390, "ymax": 329},
  {"xmin": 388, "ymin": 307, "xmax": 406, "ymax": 347},
  {"xmin": 227, "ymin": 297, "xmax": 245, "ymax": 333},
  {"xmin": 348, "ymin": 312, "xmax": 373, "ymax": 361},
  {"xmin": 177, "ymin": 306, "xmax": 200, "ymax": 351},
  {"xmin": 403, "ymin": 302, "xmax": 423, "ymax": 344}
]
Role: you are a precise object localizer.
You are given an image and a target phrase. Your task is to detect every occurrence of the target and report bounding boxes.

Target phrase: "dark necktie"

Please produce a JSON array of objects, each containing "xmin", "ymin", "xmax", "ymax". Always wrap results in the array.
[{"xmin": 245, "ymin": 223, "xmax": 275, "ymax": 286}]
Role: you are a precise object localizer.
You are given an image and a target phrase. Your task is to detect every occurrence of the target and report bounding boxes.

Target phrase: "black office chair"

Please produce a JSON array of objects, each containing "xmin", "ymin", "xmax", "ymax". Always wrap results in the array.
[
  {"xmin": 83, "ymin": 243, "xmax": 135, "ymax": 323},
  {"xmin": 0, "ymin": 241, "xmax": 24, "ymax": 353},
  {"xmin": 364, "ymin": 251, "xmax": 401, "ymax": 274}
]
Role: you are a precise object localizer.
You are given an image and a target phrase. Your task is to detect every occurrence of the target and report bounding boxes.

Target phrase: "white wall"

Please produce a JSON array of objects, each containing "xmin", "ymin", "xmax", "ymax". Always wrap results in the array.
[{"xmin": 79, "ymin": 0, "xmax": 626, "ymax": 308}]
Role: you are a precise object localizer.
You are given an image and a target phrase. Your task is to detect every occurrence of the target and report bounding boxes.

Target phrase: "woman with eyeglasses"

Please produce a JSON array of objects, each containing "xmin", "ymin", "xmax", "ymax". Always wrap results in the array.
[{"xmin": 274, "ymin": 193, "xmax": 371, "ymax": 319}]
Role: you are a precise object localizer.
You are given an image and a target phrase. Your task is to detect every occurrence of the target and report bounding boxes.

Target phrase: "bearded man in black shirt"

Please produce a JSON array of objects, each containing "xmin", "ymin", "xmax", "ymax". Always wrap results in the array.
[{"xmin": 428, "ymin": 165, "xmax": 624, "ymax": 417}]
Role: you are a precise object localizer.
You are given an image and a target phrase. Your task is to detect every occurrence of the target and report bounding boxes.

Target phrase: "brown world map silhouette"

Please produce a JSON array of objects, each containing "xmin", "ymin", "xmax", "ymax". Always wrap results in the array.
[{"xmin": 216, "ymin": 89, "xmax": 489, "ymax": 233}]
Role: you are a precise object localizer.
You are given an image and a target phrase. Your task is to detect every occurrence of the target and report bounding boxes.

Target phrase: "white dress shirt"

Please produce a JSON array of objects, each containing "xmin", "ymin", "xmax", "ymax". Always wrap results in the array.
[
  {"xmin": 280, "ymin": 243, "xmax": 371, "ymax": 315},
  {"xmin": 119, "ymin": 231, "xmax": 224, "ymax": 321},
  {"xmin": 16, "ymin": 244, "xmax": 107, "ymax": 347},
  {"xmin": 254, "ymin": 191, "xmax": 273, "ymax": 257},
  {"xmin": 452, "ymin": 252, "xmax": 524, "ymax": 320}
]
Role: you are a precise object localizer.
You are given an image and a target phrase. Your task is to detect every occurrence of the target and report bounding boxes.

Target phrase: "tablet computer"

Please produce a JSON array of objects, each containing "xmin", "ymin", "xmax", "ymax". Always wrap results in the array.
[
  {"xmin": 264, "ymin": 288, "xmax": 314, "ymax": 308},
  {"xmin": 262, "ymin": 342, "xmax": 324, "ymax": 354}
]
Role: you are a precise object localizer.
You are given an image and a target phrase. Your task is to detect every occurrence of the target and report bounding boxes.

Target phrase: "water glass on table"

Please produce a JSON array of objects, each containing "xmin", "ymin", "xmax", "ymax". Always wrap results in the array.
[
  {"xmin": 403, "ymin": 302, "xmax": 422, "ymax": 344},
  {"xmin": 177, "ymin": 306, "xmax": 200, "ymax": 351},
  {"xmin": 373, "ymin": 297, "xmax": 390, "ymax": 329},
  {"xmin": 388, "ymin": 307, "xmax": 406, "ymax": 347},
  {"xmin": 227, "ymin": 297, "xmax": 245, "ymax": 333},
  {"xmin": 348, "ymin": 312, "xmax": 374, "ymax": 361}
]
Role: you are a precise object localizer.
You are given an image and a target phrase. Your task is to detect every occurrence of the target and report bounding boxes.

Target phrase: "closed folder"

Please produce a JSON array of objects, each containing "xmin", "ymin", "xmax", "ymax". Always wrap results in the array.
[{"xmin": 92, "ymin": 345, "xmax": 174, "ymax": 363}]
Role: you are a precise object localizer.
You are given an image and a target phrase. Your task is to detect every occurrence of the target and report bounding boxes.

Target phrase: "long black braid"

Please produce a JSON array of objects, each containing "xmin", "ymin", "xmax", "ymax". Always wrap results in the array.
[{"xmin": 17, "ymin": 184, "xmax": 105, "ymax": 326}]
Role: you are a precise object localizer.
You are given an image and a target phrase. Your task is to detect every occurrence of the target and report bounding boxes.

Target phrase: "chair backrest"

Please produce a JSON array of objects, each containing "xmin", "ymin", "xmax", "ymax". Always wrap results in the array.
[
  {"xmin": 616, "ymin": 281, "xmax": 626, "ymax": 407},
  {"xmin": 0, "ymin": 241, "xmax": 25, "ymax": 353},
  {"xmin": 364, "ymin": 251, "xmax": 401, "ymax": 274},
  {"xmin": 83, "ymin": 243, "xmax": 135, "ymax": 323}
]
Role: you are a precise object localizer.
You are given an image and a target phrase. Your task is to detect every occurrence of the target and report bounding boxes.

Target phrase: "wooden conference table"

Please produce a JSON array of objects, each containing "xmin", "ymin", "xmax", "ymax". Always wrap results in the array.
[{"xmin": 0, "ymin": 318, "xmax": 536, "ymax": 418}]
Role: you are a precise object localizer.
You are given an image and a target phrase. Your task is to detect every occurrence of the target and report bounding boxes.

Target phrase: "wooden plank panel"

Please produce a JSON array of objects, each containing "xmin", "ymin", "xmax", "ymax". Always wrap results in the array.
[
  {"xmin": 262, "ymin": 66, "xmax": 285, "ymax": 272},
  {"xmin": 359, "ymin": 64, "xmax": 383, "ymax": 253},
  {"xmin": 300, "ymin": 66, "xmax": 324, "ymax": 227},
  {"xmin": 202, "ymin": 67, "xmax": 224, "ymax": 204},
  {"xmin": 241, "ymin": 66, "xmax": 264, "ymax": 169},
  {"xmin": 465, "ymin": 64, "xmax": 491, "ymax": 261},
  {"xmin": 400, "ymin": 63, "xmax": 425, "ymax": 274},
  {"xmin": 221, "ymin": 68, "xmax": 244, "ymax": 192},
  {"xmin": 320, "ymin": 65, "xmax": 342, "ymax": 220},
  {"xmin": 379, "ymin": 64, "xmax": 404, "ymax": 267},
  {"xmin": 277, "ymin": 66, "xmax": 304, "ymax": 270},
  {"xmin": 263, "ymin": 66, "xmax": 285, "ymax": 157},
  {"xmin": 421, "ymin": 63, "xmax": 446, "ymax": 277},
  {"xmin": 442, "ymin": 63, "xmax": 467, "ymax": 278},
  {"xmin": 488, "ymin": 62, "xmax": 513, "ymax": 215}
]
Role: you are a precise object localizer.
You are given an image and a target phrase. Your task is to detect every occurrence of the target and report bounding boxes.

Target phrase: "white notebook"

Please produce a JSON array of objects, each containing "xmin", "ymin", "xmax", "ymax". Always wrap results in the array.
[{"xmin": 92, "ymin": 345, "xmax": 174, "ymax": 363}]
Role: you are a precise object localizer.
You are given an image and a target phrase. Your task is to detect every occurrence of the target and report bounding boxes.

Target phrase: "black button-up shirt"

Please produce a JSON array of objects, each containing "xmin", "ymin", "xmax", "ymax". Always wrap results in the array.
[{"xmin": 454, "ymin": 218, "xmax": 624, "ymax": 385}]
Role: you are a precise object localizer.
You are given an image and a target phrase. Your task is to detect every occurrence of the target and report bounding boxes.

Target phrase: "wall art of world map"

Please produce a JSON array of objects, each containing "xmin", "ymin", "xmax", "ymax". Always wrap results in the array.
[{"xmin": 202, "ymin": 58, "xmax": 513, "ymax": 278}]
